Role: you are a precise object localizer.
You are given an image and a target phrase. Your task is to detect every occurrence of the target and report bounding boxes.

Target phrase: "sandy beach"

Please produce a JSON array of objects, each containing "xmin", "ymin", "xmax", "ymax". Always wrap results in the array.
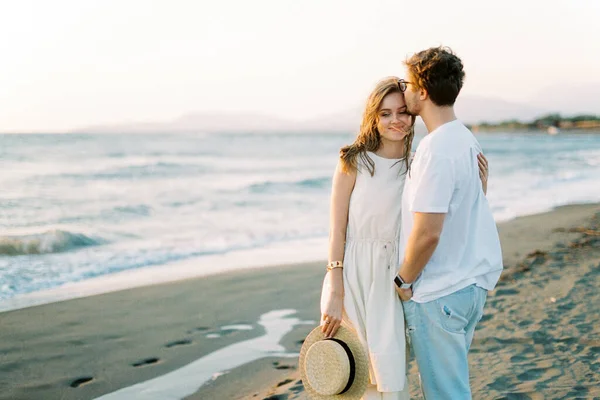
[{"xmin": 1, "ymin": 203, "xmax": 599, "ymax": 400}]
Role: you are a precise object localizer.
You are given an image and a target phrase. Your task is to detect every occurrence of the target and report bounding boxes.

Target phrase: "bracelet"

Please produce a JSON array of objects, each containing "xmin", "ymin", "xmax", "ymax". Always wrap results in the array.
[{"xmin": 326, "ymin": 261, "xmax": 343, "ymax": 271}]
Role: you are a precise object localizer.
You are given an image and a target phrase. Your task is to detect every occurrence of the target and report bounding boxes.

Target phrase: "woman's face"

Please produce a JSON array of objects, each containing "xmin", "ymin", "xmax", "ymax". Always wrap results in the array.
[{"xmin": 376, "ymin": 92, "xmax": 412, "ymax": 142}]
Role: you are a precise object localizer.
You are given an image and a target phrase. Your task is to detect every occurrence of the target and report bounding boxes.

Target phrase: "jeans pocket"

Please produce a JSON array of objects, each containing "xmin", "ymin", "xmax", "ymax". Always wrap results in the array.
[
  {"xmin": 475, "ymin": 287, "xmax": 488, "ymax": 323},
  {"xmin": 403, "ymin": 300, "xmax": 417, "ymax": 333},
  {"xmin": 435, "ymin": 285, "xmax": 475, "ymax": 334}
]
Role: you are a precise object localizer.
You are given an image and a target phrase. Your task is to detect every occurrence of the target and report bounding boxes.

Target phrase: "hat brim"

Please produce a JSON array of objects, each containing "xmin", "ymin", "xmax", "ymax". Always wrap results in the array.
[{"xmin": 299, "ymin": 323, "xmax": 369, "ymax": 400}]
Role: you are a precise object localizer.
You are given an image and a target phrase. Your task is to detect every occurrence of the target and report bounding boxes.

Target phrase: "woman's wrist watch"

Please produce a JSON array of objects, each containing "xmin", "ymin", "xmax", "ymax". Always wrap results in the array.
[{"xmin": 394, "ymin": 273, "xmax": 412, "ymax": 290}]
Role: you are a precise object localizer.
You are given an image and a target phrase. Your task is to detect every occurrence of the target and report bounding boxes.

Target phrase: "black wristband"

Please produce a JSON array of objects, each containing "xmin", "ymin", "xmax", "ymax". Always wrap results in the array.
[{"xmin": 394, "ymin": 274, "xmax": 412, "ymax": 289}]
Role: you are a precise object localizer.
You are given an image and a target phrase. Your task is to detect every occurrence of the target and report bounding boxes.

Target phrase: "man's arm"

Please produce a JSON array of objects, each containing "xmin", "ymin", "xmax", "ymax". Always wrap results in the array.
[
  {"xmin": 398, "ymin": 212, "xmax": 446, "ymax": 282},
  {"xmin": 395, "ymin": 151, "xmax": 454, "ymax": 296}
]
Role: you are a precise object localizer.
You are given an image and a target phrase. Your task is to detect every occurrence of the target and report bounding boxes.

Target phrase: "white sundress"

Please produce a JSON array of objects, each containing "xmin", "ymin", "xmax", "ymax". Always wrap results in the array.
[{"xmin": 321, "ymin": 151, "xmax": 410, "ymax": 399}]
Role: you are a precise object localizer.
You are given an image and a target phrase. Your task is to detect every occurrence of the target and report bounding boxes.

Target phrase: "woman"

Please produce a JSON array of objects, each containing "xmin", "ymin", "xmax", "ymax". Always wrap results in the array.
[{"xmin": 320, "ymin": 77, "xmax": 488, "ymax": 399}]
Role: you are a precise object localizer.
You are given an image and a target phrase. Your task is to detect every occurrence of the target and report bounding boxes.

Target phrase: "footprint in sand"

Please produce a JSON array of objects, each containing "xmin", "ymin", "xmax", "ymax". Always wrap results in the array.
[
  {"xmin": 70, "ymin": 376, "xmax": 94, "ymax": 388},
  {"xmin": 289, "ymin": 382, "xmax": 304, "ymax": 394},
  {"xmin": 186, "ymin": 326, "xmax": 210, "ymax": 334},
  {"xmin": 531, "ymin": 367, "xmax": 563, "ymax": 389},
  {"xmin": 575, "ymin": 323, "xmax": 594, "ymax": 334},
  {"xmin": 510, "ymin": 353, "xmax": 532, "ymax": 363},
  {"xmin": 487, "ymin": 375, "xmax": 515, "ymax": 391},
  {"xmin": 272, "ymin": 361, "xmax": 295, "ymax": 370},
  {"xmin": 479, "ymin": 314, "xmax": 494, "ymax": 323},
  {"xmin": 556, "ymin": 301, "xmax": 576, "ymax": 312},
  {"xmin": 517, "ymin": 367, "xmax": 549, "ymax": 381},
  {"xmin": 132, "ymin": 357, "xmax": 160, "ymax": 367},
  {"xmin": 517, "ymin": 319, "xmax": 533, "ymax": 328},
  {"xmin": 495, "ymin": 288, "xmax": 520, "ymax": 296},
  {"xmin": 165, "ymin": 339, "xmax": 193, "ymax": 348},
  {"xmin": 276, "ymin": 378, "xmax": 294, "ymax": 387},
  {"xmin": 566, "ymin": 385, "xmax": 590, "ymax": 397},
  {"xmin": 569, "ymin": 314, "xmax": 585, "ymax": 324}
]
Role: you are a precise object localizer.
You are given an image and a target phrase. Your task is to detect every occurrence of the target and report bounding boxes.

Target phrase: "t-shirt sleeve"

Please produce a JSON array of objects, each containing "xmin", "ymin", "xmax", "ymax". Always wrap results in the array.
[{"xmin": 408, "ymin": 152, "xmax": 455, "ymax": 213}]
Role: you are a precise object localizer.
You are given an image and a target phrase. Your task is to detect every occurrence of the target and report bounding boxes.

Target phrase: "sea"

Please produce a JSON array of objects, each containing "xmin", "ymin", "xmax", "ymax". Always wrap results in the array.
[{"xmin": 1, "ymin": 131, "xmax": 599, "ymax": 310}]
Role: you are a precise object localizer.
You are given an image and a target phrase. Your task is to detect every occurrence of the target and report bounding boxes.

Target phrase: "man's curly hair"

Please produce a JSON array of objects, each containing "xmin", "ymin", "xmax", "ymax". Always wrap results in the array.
[{"xmin": 404, "ymin": 46, "xmax": 465, "ymax": 107}]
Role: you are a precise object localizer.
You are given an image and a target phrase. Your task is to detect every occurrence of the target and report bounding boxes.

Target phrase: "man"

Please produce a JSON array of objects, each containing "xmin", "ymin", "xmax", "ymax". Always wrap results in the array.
[{"xmin": 394, "ymin": 47, "xmax": 503, "ymax": 399}]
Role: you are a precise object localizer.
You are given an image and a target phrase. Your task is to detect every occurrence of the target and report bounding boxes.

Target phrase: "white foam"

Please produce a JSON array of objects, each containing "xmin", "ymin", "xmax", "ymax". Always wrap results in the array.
[
  {"xmin": 220, "ymin": 324, "xmax": 253, "ymax": 331},
  {"xmin": 0, "ymin": 237, "xmax": 327, "ymax": 313},
  {"xmin": 94, "ymin": 309, "xmax": 314, "ymax": 400}
]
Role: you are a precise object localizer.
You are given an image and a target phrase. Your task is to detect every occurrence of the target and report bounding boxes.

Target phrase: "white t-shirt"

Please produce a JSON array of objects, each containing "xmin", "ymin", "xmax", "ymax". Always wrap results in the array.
[{"xmin": 400, "ymin": 119, "xmax": 503, "ymax": 303}]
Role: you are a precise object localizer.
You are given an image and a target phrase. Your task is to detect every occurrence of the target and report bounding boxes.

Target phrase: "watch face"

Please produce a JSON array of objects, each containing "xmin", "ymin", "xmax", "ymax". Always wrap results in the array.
[{"xmin": 395, "ymin": 274, "xmax": 411, "ymax": 289}]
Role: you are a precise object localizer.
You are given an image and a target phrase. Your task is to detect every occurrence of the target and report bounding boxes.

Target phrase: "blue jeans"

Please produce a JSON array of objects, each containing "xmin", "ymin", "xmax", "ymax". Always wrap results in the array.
[{"xmin": 403, "ymin": 284, "xmax": 487, "ymax": 400}]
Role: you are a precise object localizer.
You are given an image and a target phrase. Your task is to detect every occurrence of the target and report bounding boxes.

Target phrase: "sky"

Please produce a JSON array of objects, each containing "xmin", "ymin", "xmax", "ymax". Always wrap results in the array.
[{"xmin": 0, "ymin": 0, "xmax": 599, "ymax": 132}]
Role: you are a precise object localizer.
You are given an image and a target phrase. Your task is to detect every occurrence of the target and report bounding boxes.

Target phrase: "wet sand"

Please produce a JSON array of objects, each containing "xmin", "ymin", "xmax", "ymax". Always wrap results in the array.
[{"xmin": 0, "ymin": 203, "xmax": 599, "ymax": 399}]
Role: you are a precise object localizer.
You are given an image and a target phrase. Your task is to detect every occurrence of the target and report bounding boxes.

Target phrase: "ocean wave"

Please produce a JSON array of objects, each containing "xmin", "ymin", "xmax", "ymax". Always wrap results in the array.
[
  {"xmin": 113, "ymin": 204, "xmax": 152, "ymax": 216},
  {"xmin": 25, "ymin": 161, "xmax": 210, "ymax": 182},
  {"xmin": 248, "ymin": 177, "xmax": 331, "ymax": 193},
  {"xmin": 0, "ymin": 230, "xmax": 104, "ymax": 256},
  {"xmin": 77, "ymin": 162, "xmax": 205, "ymax": 180}
]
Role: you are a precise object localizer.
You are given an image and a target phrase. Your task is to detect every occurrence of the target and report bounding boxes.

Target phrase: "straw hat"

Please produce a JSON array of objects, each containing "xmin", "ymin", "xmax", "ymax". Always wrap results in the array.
[{"xmin": 299, "ymin": 324, "xmax": 369, "ymax": 400}]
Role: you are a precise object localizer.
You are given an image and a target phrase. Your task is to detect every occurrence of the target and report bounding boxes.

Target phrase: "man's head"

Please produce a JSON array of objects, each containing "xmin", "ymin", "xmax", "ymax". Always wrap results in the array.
[{"xmin": 403, "ymin": 46, "xmax": 465, "ymax": 116}]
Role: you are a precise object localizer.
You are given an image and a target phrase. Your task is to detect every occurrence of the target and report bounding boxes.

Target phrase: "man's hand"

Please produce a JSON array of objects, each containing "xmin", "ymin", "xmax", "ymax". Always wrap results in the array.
[{"xmin": 395, "ymin": 285, "xmax": 413, "ymax": 301}]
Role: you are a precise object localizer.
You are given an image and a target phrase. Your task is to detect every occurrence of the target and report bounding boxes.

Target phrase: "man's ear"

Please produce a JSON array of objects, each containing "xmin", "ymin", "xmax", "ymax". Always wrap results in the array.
[{"xmin": 419, "ymin": 87, "xmax": 428, "ymax": 101}]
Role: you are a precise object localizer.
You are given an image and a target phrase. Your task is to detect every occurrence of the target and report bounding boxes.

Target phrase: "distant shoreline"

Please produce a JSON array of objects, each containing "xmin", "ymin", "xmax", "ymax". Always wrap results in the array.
[
  {"xmin": 468, "ymin": 113, "xmax": 600, "ymax": 134},
  {"xmin": 469, "ymin": 127, "xmax": 600, "ymax": 134}
]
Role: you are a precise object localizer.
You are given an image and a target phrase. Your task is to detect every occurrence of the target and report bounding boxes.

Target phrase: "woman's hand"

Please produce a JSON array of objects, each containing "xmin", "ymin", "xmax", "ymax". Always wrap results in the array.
[
  {"xmin": 478, "ymin": 153, "xmax": 489, "ymax": 195},
  {"xmin": 395, "ymin": 286, "xmax": 413, "ymax": 301},
  {"xmin": 321, "ymin": 271, "xmax": 344, "ymax": 338}
]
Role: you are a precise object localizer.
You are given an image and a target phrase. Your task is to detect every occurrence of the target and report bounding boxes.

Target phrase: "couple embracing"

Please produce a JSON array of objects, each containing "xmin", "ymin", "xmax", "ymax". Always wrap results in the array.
[{"xmin": 300, "ymin": 47, "xmax": 503, "ymax": 399}]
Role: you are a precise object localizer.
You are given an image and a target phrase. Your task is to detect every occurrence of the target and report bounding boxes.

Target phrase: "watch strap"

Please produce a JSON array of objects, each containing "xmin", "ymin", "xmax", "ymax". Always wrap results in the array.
[{"xmin": 394, "ymin": 274, "xmax": 412, "ymax": 290}]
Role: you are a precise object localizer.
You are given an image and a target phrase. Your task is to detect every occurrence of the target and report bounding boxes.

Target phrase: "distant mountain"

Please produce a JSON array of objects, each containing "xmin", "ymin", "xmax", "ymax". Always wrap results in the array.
[
  {"xmin": 74, "ymin": 91, "xmax": 599, "ymax": 134},
  {"xmin": 78, "ymin": 112, "xmax": 292, "ymax": 134},
  {"xmin": 292, "ymin": 96, "xmax": 549, "ymax": 131},
  {"xmin": 298, "ymin": 107, "xmax": 362, "ymax": 133},
  {"xmin": 173, "ymin": 112, "xmax": 292, "ymax": 132},
  {"xmin": 454, "ymin": 96, "xmax": 547, "ymax": 124}
]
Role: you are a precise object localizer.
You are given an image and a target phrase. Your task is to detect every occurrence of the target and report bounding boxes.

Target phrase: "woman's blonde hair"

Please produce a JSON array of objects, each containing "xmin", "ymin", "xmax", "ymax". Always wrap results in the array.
[{"xmin": 340, "ymin": 77, "xmax": 415, "ymax": 176}]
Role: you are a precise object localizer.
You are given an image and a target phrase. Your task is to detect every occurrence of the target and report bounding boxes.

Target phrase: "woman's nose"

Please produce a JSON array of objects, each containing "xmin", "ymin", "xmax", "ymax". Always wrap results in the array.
[
  {"xmin": 391, "ymin": 115, "xmax": 404, "ymax": 125},
  {"xmin": 398, "ymin": 113, "xmax": 410, "ymax": 125}
]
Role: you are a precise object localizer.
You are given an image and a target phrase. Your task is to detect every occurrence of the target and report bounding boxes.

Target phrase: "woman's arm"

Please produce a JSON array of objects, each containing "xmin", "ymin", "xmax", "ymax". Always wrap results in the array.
[
  {"xmin": 322, "ymin": 160, "xmax": 356, "ymax": 337},
  {"xmin": 328, "ymin": 160, "xmax": 356, "ymax": 269},
  {"xmin": 478, "ymin": 153, "xmax": 489, "ymax": 195}
]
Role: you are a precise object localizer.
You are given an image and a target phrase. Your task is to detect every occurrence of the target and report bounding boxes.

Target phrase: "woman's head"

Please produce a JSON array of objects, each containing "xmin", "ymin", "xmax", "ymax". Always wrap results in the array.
[{"xmin": 340, "ymin": 77, "xmax": 415, "ymax": 175}]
